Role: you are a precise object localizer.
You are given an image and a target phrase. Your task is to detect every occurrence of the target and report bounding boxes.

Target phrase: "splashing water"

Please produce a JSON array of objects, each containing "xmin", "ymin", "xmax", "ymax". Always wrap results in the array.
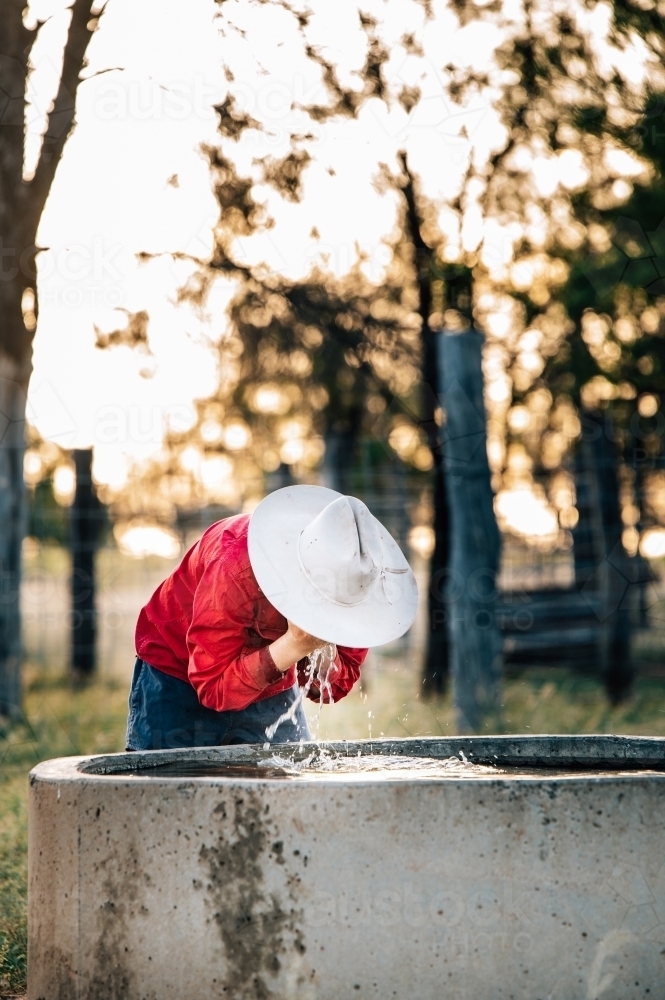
[
  {"xmin": 258, "ymin": 748, "xmax": 498, "ymax": 777},
  {"xmin": 264, "ymin": 643, "xmax": 336, "ymax": 742}
]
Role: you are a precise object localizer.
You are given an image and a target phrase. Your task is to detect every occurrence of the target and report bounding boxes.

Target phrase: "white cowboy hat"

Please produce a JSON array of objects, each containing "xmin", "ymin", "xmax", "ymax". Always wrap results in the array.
[{"xmin": 248, "ymin": 485, "xmax": 419, "ymax": 647}]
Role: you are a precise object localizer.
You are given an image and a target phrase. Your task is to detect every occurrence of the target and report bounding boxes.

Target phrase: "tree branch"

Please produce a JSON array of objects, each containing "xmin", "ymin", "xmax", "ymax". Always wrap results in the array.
[
  {"xmin": 81, "ymin": 66, "xmax": 125, "ymax": 81},
  {"xmin": 28, "ymin": 0, "xmax": 97, "ymax": 223}
]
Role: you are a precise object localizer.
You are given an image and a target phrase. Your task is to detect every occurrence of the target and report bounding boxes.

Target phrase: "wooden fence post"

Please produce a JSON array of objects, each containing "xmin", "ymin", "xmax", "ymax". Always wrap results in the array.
[
  {"xmin": 575, "ymin": 410, "xmax": 633, "ymax": 701},
  {"xmin": 71, "ymin": 449, "xmax": 101, "ymax": 677},
  {"xmin": 438, "ymin": 329, "xmax": 503, "ymax": 732}
]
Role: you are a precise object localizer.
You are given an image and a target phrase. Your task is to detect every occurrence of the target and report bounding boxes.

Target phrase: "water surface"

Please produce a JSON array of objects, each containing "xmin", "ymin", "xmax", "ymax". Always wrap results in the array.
[{"xmin": 123, "ymin": 749, "xmax": 665, "ymax": 780}]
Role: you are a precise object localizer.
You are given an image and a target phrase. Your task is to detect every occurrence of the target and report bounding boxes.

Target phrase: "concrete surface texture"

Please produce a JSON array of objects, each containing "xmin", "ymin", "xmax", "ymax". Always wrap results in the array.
[{"xmin": 28, "ymin": 735, "xmax": 665, "ymax": 1000}]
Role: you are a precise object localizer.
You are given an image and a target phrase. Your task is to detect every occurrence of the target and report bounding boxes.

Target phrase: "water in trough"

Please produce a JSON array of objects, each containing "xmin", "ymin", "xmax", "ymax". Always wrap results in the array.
[{"xmin": 125, "ymin": 745, "xmax": 665, "ymax": 780}]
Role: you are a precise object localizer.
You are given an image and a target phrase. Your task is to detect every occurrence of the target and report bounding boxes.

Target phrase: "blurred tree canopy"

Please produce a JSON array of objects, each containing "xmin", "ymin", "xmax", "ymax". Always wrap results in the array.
[
  {"xmin": 103, "ymin": 180, "xmax": 427, "ymax": 522},
  {"xmin": 100, "ymin": 10, "xmax": 435, "ymax": 521},
  {"xmin": 530, "ymin": 106, "xmax": 665, "ymax": 543},
  {"xmin": 436, "ymin": 0, "xmax": 665, "ymax": 555},
  {"xmin": 176, "ymin": 143, "xmax": 423, "ymax": 495},
  {"xmin": 100, "ymin": 0, "xmax": 665, "ymax": 568}
]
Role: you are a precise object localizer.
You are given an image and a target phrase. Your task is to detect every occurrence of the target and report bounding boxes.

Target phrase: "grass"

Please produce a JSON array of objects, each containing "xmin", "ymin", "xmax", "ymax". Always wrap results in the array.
[
  {"xmin": 4, "ymin": 659, "xmax": 665, "ymax": 995},
  {"xmin": 0, "ymin": 785, "xmax": 26, "ymax": 998},
  {"xmin": 0, "ymin": 671, "xmax": 129, "ymax": 997},
  {"xmin": 306, "ymin": 654, "xmax": 665, "ymax": 741}
]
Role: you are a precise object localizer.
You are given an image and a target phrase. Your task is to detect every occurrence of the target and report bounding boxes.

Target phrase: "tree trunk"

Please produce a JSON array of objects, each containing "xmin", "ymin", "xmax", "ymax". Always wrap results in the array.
[
  {"xmin": 0, "ymin": 12, "xmax": 36, "ymax": 715},
  {"xmin": 572, "ymin": 442, "xmax": 602, "ymax": 592},
  {"xmin": 321, "ymin": 417, "xmax": 360, "ymax": 495},
  {"xmin": 321, "ymin": 428, "xmax": 348, "ymax": 493},
  {"xmin": 438, "ymin": 329, "xmax": 503, "ymax": 732},
  {"xmin": 265, "ymin": 461, "xmax": 295, "ymax": 493},
  {"xmin": 0, "ymin": 235, "xmax": 37, "ymax": 716},
  {"xmin": 0, "ymin": 0, "xmax": 96, "ymax": 716},
  {"xmin": 0, "ymin": 353, "xmax": 30, "ymax": 717},
  {"xmin": 397, "ymin": 155, "xmax": 451, "ymax": 694}
]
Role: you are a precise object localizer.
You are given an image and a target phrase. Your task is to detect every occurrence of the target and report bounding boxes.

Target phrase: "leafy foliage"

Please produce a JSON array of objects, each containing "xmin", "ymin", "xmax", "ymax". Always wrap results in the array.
[
  {"xmin": 95, "ymin": 0, "xmax": 665, "ymax": 540},
  {"xmin": 535, "ymin": 102, "xmax": 665, "ymax": 535}
]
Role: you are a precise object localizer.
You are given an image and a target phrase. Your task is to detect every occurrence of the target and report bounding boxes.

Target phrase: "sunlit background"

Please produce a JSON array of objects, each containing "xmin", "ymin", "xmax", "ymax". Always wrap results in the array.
[
  {"xmin": 24, "ymin": 0, "xmax": 664, "ymax": 544},
  {"xmin": 16, "ymin": 0, "xmax": 665, "ymax": 705}
]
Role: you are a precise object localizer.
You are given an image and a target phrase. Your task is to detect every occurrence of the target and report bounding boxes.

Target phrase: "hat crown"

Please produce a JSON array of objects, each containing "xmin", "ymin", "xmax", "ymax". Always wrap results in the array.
[{"xmin": 298, "ymin": 496, "xmax": 383, "ymax": 607}]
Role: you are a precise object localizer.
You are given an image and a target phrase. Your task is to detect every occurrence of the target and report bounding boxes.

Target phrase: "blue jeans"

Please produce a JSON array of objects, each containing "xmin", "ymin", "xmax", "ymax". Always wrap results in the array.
[{"xmin": 125, "ymin": 658, "xmax": 310, "ymax": 750}]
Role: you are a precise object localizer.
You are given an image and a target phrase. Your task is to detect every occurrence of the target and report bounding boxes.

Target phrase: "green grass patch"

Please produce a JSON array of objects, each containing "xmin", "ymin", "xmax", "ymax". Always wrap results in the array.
[
  {"xmin": 306, "ymin": 658, "xmax": 665, "ymax": 741},
  {"xmin": 0, "ymin": 779, "xmax": 27, "ymax": 997},
  {"xmin": 0, "ymin": 673, "xmax": 129, "ymax": 997}
]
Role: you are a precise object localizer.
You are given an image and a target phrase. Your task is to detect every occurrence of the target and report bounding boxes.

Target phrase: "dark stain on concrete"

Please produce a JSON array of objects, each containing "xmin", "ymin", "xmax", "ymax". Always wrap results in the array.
[
  {"xmin": 31, "ymin": 943, "xmax": 78, "ymax": 1000},
  {"xmin": 86, "ymin": 835, "xmax": 150, "ymax": 1000},
  {"xmin": 200, "ymin": 791, "xmax": 305, "ymax": 998}
]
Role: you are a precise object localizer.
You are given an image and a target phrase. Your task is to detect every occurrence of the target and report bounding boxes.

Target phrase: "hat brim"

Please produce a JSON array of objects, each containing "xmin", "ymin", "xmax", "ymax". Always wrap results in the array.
[{"xmin": 248, "ymin": 486, "xmax": 419, "ymax": 647}]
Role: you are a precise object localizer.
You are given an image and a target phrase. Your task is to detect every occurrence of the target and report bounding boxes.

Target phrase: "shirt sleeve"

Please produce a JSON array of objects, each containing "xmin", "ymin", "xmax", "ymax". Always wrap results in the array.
[
  {"xmin": 297, "ymin": 645, "xmax": 367, "ymax": 704},
  {"xmin": 186, "ymin": 557, "xmax": 286, "ymax": 712}
]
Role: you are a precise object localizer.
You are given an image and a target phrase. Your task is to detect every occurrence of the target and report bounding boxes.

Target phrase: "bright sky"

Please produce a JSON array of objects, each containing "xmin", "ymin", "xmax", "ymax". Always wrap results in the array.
[{"xmin": 26, "ymin": 0, "xmax": 503, "ymax": 491}]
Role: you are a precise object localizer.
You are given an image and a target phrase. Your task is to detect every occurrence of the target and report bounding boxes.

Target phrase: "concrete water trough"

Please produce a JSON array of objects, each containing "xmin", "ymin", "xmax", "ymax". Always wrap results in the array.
[{"xmin": 28, "ymin": 735, "xmax": 665, "ymax": 999}]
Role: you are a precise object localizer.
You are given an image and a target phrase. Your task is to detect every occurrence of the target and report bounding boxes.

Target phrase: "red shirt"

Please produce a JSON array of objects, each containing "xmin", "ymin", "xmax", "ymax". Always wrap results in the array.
[{"xmin": 135, "ymin": 514, "xmax": 367, "ymax": 712}]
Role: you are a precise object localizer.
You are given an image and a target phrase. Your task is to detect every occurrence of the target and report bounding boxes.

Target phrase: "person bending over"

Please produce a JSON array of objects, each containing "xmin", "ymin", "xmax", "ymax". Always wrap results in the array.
[{"xmin": 126, "ymin": 485, "xmax": 418, "ymax": 750}]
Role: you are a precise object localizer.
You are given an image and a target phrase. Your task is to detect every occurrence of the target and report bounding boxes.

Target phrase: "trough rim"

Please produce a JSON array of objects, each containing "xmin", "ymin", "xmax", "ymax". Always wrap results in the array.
[{"xmin": 28, "ymin": 734, "xmax": 665, "ymax": 785}]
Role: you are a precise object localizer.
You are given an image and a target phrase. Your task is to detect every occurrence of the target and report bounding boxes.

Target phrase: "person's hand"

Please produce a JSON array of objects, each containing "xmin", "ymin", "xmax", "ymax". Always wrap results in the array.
[
  {"xmin": 287, "ymin": 622, "xmax": 324, "ymax": 655},
  {"xmin": 269, "ymin": 621, "xmax": 325, "ymax": 673}
]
